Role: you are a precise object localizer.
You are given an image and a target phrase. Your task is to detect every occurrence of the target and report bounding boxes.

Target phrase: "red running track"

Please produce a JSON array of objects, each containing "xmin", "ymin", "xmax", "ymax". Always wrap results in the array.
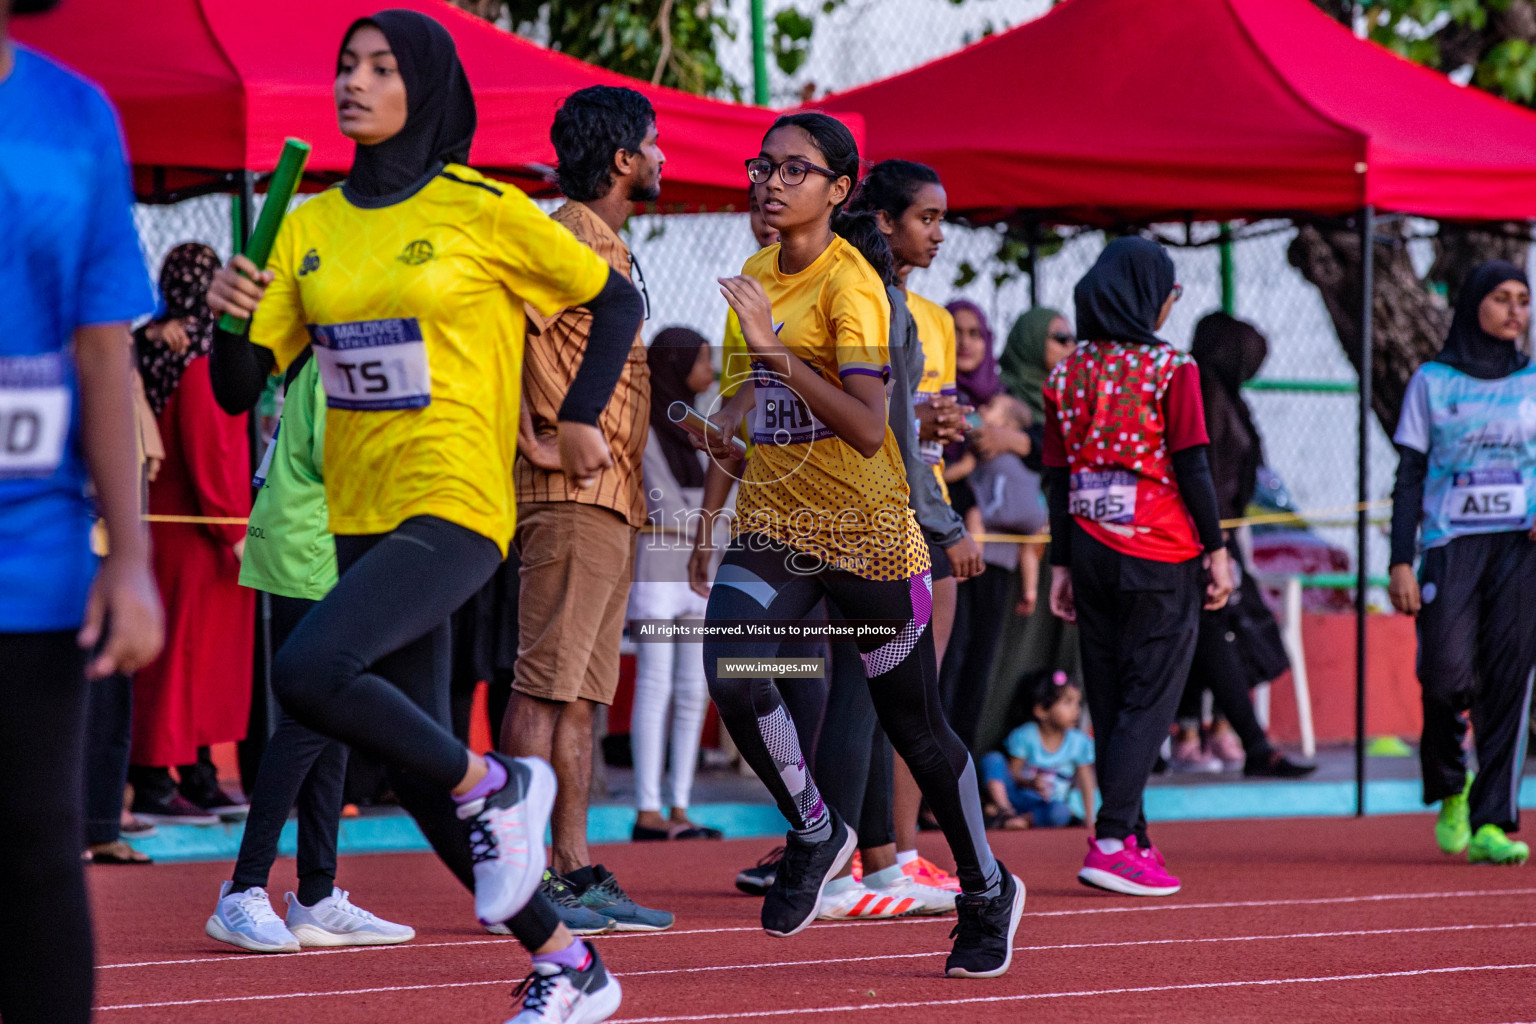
[{"xmin": 91, "ymin": 814, "xmax": 1536, "ymax": 1023}]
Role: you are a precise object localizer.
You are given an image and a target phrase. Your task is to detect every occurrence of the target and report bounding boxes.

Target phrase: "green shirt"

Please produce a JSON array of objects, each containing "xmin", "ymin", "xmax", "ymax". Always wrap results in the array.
[{"xmin": 239, "ymin": 357, "xmax": 337, "ymax": 600}]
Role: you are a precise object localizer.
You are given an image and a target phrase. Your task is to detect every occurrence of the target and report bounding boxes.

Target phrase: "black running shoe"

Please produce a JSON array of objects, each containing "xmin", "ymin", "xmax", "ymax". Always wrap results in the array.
[
  {"xmin": 734, "ymin": 847, "xmax": 784, "ymax": 896},
  {"xmin": 1243, "ymin": 751, "xmax": 1318, "ymax": 778},
  {"xmin": 508, "ymin": 942, "xmax": 622, "ymax": 1023},
  {"xmin": 945, "ymin": 864, "xmax": 1025, "ymax": 979},
  {"xmin": 761, "ymin": 811, "xmax": 857, "ymax": 938}
]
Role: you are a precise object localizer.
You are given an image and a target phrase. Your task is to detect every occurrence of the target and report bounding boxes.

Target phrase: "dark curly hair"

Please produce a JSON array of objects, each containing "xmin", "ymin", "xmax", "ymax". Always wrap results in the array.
[
  {"xmin": 550, "ymin": 85, "xmax": 656, "ymax": 202},
  {"xmin": 849, "ymin": 158, "xmax": 942, "ymax": 222}
]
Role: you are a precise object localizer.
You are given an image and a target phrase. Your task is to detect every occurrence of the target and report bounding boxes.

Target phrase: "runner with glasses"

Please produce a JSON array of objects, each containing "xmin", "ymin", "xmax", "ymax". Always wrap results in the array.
[{"xmin": 695, "ymin": 113, "xmax": 1023, "ymax": 979}]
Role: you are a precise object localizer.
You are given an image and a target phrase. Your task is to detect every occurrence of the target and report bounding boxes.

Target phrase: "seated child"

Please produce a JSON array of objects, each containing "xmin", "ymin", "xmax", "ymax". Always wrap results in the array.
[{"xmin": 981, "ymin": 671, "xmax": 1097, "ymax": 830}]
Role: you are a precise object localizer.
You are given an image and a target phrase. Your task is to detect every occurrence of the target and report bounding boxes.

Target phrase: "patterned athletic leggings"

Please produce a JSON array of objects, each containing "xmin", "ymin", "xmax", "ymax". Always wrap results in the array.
[{"xmin": 702, "ymin": 537, "xmax": 998, "ymax": 893}]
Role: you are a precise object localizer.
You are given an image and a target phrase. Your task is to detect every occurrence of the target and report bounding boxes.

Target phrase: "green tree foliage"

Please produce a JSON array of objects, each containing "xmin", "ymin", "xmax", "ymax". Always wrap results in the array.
[
  {"xmin": 452, "ymin": 0, "xmax": 742, "ymax": 97},
  {"xmin": 1323, "ymin": 0, "xmax": 1536, "ymax": 105}
]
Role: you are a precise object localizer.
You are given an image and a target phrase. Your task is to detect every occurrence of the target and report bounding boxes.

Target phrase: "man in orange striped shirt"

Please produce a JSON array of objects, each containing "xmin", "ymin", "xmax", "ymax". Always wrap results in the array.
[{"xmin": 504, "ymin": 86, "xmax": 675, "ymax": 933}]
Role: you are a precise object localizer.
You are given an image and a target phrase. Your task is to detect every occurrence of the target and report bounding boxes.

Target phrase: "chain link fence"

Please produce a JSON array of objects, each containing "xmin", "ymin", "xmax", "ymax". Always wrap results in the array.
[{"xmin": 134, "ymin": 195, "xmax": 1396, "ymax": 585}]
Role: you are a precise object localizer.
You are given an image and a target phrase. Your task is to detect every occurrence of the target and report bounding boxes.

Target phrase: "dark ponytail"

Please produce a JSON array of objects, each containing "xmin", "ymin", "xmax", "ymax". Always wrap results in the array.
[
  {"xmin": 831, "ymin": 210, "xmax": 896, "ymax": 288},
  {"xmin": 849, "ymin": 158, "xmax": 942, "ymax": 223}
]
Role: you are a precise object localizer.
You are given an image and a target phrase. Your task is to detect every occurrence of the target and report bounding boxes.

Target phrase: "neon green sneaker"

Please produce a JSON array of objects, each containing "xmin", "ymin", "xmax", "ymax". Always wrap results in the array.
[
  {"xmin": 1435, "ymin": 776, "xmax": 1473, "ymax": 855},
  {"xmin": 1467, "ymin": 824, "xmax": 1530, "ymax": 865}
]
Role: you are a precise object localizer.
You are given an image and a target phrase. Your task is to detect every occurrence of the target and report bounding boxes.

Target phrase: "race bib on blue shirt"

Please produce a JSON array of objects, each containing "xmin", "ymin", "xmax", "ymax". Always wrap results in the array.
[{"xmin": 0, "ymin": 353, "xmax": 71, "ymax": 479}]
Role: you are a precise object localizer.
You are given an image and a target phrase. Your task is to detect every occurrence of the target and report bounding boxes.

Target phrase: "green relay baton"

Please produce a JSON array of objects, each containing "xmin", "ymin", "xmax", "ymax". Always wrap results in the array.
[{"xmin": 217, "ymin": 138, "xmax": 312, "ymax": 335}]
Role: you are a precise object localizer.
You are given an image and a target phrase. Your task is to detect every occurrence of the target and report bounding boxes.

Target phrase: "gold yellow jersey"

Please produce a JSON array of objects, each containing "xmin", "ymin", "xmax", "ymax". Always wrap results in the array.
[
  {"xmin": 249, "ymin": 166, "xmax": 609, "ymax": 554},
  {"xmin": 907, "ymin": 289, "xmax": 958, "ymax": 501},
  {"xmin": 732, "ymin": 236, "xmax": 929, "ymax": 582}
]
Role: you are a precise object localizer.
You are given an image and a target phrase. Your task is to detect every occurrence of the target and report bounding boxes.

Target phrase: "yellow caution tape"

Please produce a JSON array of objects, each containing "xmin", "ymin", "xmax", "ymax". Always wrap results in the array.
[{"xmin": 143, "ymin": 500, "xmax": 1393, "ymax": 541}]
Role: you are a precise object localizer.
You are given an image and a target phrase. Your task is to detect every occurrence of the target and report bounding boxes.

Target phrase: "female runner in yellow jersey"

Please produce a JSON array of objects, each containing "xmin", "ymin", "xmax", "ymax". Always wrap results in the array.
[
  {"xmin": 695, "ymin": 112, "xmax": 1022, "ymax": 979},
  {"xmin": 204, "ymin": 12, "xmax": 641, "ymax": 1022}
]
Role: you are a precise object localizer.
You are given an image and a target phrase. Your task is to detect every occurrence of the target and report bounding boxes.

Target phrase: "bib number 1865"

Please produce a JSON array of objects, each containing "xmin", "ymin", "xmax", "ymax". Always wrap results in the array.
[{"xmin": 1069, "ymin": 469, "xmax": 1137, "ymax": 525}]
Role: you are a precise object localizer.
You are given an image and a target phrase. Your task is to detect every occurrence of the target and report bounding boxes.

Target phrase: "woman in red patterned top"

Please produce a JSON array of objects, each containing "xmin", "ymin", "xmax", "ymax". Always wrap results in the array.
[{"xmin": 1042, "ymin": 237, "xmax": 1232, "ymax": 897}]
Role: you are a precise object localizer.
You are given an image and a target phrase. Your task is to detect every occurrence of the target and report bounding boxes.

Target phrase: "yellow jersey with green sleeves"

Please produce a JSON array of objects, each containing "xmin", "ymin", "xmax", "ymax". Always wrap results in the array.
[
  {"xmin": 907, "ymin": 290, "xmax": 957, "ymax": 501},
  {"xmin": 732, "ymin": 236, "xmax": 930, "ymax": 582},
  {"xmin": 249, "ymin": 166, "xmax": 610, "ymax": 554}
]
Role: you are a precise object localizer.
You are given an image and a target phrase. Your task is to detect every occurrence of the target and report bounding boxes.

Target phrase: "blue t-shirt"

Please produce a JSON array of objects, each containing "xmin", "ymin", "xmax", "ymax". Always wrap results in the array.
[
  {"xmin": 1003, "ymin": 722, "xmax": 1095, "ymax": 803},
  {"xmin": 0, "ymin": 45, "xmax": 154, "ymax": 632},
  {"xmin": 1393, "ymin": 361, "xmax": 1536, "ymax": 552}
]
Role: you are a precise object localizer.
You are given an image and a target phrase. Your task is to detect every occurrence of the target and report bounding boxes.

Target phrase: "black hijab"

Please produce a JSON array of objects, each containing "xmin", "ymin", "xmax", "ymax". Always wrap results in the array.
[
  {"xmin": 1191, "ymin": 312, "xmax": 1268, "ymax": 516},
  {"xmin": 339, "ymin": 10, "xmax": 476, "ymax": 204},
  {"xmin": 1073, "ymin": 236, "xmax": 1177, "ymax": 347},
  {"xmin": 647, "ymin": 327, "xmax": 709, "ymax": 490},
  {"xmin": 1435, "ymin": 260, "xmax": 1530, "ymax": 380}
]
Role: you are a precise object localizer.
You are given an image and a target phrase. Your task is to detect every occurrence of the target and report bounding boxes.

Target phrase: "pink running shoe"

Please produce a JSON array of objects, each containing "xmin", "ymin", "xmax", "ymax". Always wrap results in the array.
[
  {"xmin": 903, "ymin": 855, "xmax": 962, "ymax": 893},
  {"xmin": 1078, "ymin": 836, "xmax": 1181, "ymax": 896}
]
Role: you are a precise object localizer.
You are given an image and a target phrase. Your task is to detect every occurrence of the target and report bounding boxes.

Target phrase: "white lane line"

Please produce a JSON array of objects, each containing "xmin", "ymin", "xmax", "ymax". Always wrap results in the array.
[
  {"xmin": 97, "ymin": 922, "xmax": 1536, "ymax": 1010},
  {"xmin": 99, "ymin": 885, "xmax": 1536, "ymax": 971},
  {"xmin": 99, "ymin": 960, "xmax": 1536, "ymax": 1014},
  {"xmin": 616, "ymin": 962, "xmax": 1536, "ymax": 1022},
  {"xmin": 619, "ymin": 921, "xmax": 1536, "ymax": 979}
]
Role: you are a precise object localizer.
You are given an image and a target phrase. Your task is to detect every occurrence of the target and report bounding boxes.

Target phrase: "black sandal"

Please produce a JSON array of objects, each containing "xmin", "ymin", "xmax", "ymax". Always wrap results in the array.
[{"xmin": 87, "ymin": 841, "xmax": 153, "ymax": 865}]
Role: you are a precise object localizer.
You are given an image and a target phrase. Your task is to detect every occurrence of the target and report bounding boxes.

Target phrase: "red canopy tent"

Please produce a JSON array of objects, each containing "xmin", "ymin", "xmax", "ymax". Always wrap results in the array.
[
  {"xmin": 818, "ymin": 0, "xmax": 1536, "ymax": 223},
  {"xmin": 821, "ymin": 0, "xmax": 1536, "ymax": 812},
  {"xmin": 12, "ymin": 0, "xmax": 778, "ymax": 207}
]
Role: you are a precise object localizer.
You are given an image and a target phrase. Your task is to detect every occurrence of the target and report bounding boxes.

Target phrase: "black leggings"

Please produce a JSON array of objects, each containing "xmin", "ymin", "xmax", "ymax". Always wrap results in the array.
[
  {"xmin": 813, "ymin": 638, "xmax": 896, "ymax": 850},
  {"xmin": 940, "ymin": 564, "xmax": 1017, "ymax": 753},
  {"xmin": 1416, "ymin": 530, "xmax": 1536, "ymax": 832},
  {"xmin": 703, "ymin": 537, "xmax": 996, "ymax": 893},
  {"xmin": 0, "ymin": 632, "xmax": 92, "ymax": 1024},
  {"xmin": 271, "ymin": 515, "xmax": 560, "ymax": 949},
  {"xmin": 232, "ymin": 595, "xmax": 349, "ymax": 905}
]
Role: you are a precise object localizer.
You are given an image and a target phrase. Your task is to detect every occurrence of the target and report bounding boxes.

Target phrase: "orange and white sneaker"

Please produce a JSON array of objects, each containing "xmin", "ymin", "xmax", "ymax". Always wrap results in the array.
[
  {"xmin": 902, "ymin": 855, "xmax": 961, "ymax": 893},
  {"xmin": 850, "ymin": 850, "xmax": 863, "ymax": 882},
  {"xmin": 816, "ymin": 879, "xmax": 919, "ymax": 921}
]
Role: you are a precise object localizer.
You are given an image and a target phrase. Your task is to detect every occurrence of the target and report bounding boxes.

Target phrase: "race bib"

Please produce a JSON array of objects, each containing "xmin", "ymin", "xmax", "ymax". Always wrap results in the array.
[
  {"xmin": 252, "ymin": 423, "xmax": 280, "ymax": 488},
  {"xmin": 1069, "ymin": 469, "xmax": 1137, "ymax": 525},
  {"xmin": 309, "ymin": 318, "xmax": 431, "ymax": 411},
  {"xmin": 0, "ymin": 353, "xmax": 71, "ymax": 479},
  {"xmin": 752, "ymin": 380, "xmax": 832, "ymax": 445},
  {"xmin": 1446, "ymin": 468, "xmax": 1528, "ymax": 529}
]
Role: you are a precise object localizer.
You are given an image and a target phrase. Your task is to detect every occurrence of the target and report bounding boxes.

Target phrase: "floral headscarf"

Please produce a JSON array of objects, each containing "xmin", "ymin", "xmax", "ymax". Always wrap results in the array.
[{"xmin": 135, "ymin": 243, "xmax": 221, "ymax": 414}]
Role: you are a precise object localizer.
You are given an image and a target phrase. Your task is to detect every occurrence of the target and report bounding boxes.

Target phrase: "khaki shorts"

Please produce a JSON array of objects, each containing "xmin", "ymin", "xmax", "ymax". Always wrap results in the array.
[{"xmin": 514, "ymin": 502, "xmax": 636, "ymax": 705}]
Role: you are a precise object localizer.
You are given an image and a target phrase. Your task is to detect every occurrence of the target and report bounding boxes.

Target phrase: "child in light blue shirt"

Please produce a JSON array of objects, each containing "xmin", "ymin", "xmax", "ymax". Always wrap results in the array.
[{"xmin": 982, "ymin": 671, "xmax": 1097, "ymax": 829}]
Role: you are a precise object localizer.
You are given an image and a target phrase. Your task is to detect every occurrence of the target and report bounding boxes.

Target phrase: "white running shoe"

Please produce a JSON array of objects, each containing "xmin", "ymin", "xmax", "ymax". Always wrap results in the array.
[
  {"xmin": 205, "ymin": 882, "xmax": 301, "ymax": 953},
  {"xmin": 284, "ymin": 888, "xmax": 415, "ymax": 947},
  {"xmin": 816, "ymin": 880, "xmax": 920, "ymax": 921},
  {"xmin": 457, "ymin": 754, "xmax": 557, "ymax": 926},
  {"xmin": 505, "ymin": 945, "xmax": 622, "ymax": 1024},
  {"xmin": 879, "ymin": 874, "xmax": 956, "ymax": 915}
]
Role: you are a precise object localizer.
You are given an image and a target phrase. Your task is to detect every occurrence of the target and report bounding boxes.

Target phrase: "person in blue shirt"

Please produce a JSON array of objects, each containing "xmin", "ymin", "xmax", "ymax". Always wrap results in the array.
[
  {"xmin": 1389, "ymin": 260, "xmax": 1536, "ymax": 868},
  {"xmin": 981, "ymin": 670, "xmax": 1097, "ymax": 830},
  {"xmin": 0, "ymin": 3, "xmax": 165, "ymax": 1020}
]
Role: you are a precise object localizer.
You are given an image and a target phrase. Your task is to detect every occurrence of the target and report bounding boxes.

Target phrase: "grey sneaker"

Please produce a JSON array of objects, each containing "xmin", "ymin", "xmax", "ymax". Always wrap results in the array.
[
  {"xmin": 540, "ymin": 871, "xmax": 616, "ymax": 936},
  {"xmin": 284, "ymin": 888, "xmax": 415, "ymax": 947},
  {"xmin": 205, "ymin": 882, "xmax": 300, "ymax": 953},
  {"xmin": 574, "ymin": 865, "xmax": 674, "ymax": 933}
]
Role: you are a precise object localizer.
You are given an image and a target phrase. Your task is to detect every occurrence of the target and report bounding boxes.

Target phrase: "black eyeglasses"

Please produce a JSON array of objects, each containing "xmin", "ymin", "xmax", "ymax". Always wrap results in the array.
[
  {"xmin": 745, "ymin": 157, "xmax": 839, "ymax": 187},
  {"xmin": 1049, "ymin": 331, "xmax": 1076, "ymax": 344}
]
